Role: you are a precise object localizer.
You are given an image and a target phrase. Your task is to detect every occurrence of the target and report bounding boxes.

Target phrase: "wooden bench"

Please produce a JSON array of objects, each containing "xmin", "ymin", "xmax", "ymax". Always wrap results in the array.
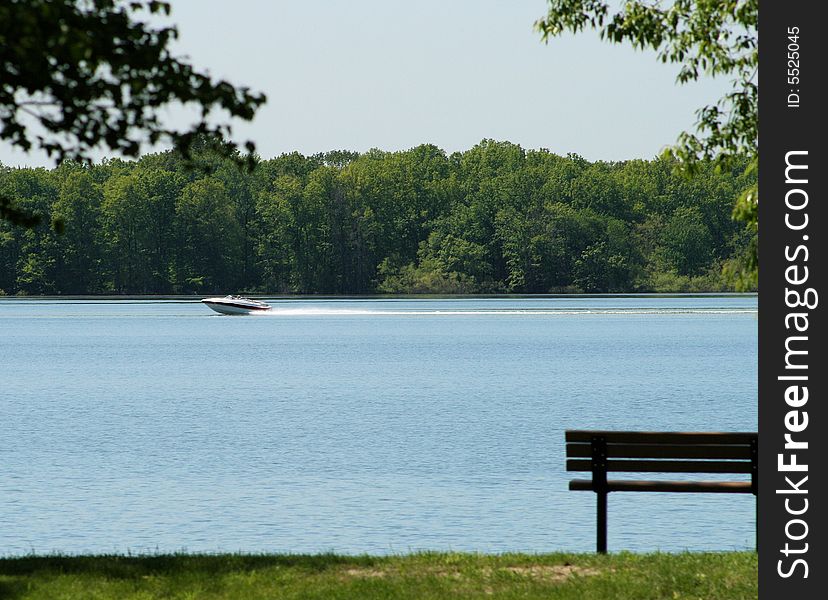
[{"xmin": 565, "ymin": 430, "xmax": 758, "ymax": 553}]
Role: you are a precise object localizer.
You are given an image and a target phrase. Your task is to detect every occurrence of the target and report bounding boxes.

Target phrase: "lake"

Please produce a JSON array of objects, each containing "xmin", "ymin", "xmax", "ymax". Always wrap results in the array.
[{"xmin": 0, "ymin": 295, "xmax": 757, "ymax": 555}]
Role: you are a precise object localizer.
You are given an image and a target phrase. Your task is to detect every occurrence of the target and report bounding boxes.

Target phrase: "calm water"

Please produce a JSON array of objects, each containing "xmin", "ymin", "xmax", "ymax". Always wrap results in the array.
[{"xmin": 1, "ymin": 296, "xmax": 757, "ymax": 555}]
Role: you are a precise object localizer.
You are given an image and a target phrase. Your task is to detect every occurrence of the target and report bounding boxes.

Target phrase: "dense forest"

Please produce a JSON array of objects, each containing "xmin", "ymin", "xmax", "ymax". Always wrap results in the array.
[{"xmin": 0, "ymin": 139, "xmax": 756, "ymax": 295}]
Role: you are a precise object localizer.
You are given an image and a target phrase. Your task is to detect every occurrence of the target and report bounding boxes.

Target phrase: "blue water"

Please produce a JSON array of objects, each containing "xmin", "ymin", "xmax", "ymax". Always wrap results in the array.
[{"xmin": 0, "ymin": 296, "xmax": 758, "ymax": 555}]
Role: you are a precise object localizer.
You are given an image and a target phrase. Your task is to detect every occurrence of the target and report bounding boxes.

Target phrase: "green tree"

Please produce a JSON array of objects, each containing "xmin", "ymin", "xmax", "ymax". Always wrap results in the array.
[
  {"xmin": 0, "ymin": 140, "xmax": 754, "ymax": 295},
  {"xmin": 213, "ymin": 161, "xmax": 259, "ymax": 289},
  {"xmin": 255, "ymin": 175, "xmax": 302, "ymax": 293},
  {"xmin": 0, "ymin": 167, "xmax": 60, "ymax": 293},
  {"xmin": 174, "ymin": 177, "xmax": 243, "ymax": 293},
  {"xmin": 536, "ymin": 0, "xmax": 757, "ymax": 288},
  {"xmin": 660, "ymin": 206, "xmax": 714, "ymax": 277},
  {"xmin": 376, "ymin": 256, "xmax": 475, "ymax": 295},
  {"xmin": 52, "ymin": 168, "xmax": 103, "ymax": 293},
  {"xmin": 415, "ymin": 230, "xmax": 492, "ymax": 290},
  {"xmin": 570, "ymin": 162, "xmax": 634, "ymax": 222},
  {"xmin": 573, "ymin": 218, "xmax": 643, "ymax": 292},
  {"xmin": 101, "ymin": 172, "xmax": 152, "ymax": 293},
  {"xmin": 100, "ymin": 167, "xmax": 181, "ymax": 293},
  {"xmin": 1, "ymin": 0, "xmax": 265, "ymax": 227}
]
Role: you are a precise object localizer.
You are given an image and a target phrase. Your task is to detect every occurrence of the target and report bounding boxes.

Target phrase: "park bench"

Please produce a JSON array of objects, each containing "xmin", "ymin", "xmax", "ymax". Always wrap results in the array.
[{"xmin": 565, "ymin": 430, "xmax": 758, "ymax": 553}]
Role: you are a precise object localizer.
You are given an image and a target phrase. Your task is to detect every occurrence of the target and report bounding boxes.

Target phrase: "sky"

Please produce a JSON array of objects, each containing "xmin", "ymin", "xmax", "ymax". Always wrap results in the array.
[{"xmin": 1, "ymin": 0, "xmax": 731, "ymax": 167}]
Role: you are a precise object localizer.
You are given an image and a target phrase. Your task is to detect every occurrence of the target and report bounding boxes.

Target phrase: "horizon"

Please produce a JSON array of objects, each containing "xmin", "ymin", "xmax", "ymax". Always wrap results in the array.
[{"xmin": 1, "ymin": 137, "xmax": 697, "ymax": 170}]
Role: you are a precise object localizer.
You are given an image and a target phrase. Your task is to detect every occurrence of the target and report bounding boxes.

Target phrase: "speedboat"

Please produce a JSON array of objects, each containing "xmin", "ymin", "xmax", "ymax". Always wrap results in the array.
[{"xmin": 201, "ymin": 295, "xmax": 271, "ymax": 315}]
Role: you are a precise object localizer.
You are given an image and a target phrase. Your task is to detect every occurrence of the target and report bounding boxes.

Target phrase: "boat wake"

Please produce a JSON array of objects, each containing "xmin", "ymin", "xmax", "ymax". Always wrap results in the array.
[{"xmin": 254, "ymin": 307, "xmax": 757, "ymax": 317}]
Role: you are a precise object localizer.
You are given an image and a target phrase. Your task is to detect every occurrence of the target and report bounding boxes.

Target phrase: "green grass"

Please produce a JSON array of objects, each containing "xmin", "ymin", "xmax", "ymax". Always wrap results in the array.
[{"xmin": 0, "ymin": 551, "xmax": 756, "ymax": 599}]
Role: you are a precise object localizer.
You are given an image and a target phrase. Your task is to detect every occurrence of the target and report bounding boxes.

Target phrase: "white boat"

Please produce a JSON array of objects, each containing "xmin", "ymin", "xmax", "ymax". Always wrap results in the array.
[{"xmin": 201, "ymin": 295, "xmax": 271, "ymax": 315}]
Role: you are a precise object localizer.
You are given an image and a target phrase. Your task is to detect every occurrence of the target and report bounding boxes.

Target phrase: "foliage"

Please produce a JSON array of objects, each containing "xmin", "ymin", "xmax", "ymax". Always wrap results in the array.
[
  {"xmin": 535, "ymin": 0, "xmax": 758, "ymax": 288},
  {"xmin": 0, "ymin": 141, "xmax": 756, "ymax": 296},
  {"xmin": 377, "ymin": 257, "xmax": 476, "ymax": 295},
  {"xmin": 0, "ymin": 0, "xmax": 265, "ymax": 226}
]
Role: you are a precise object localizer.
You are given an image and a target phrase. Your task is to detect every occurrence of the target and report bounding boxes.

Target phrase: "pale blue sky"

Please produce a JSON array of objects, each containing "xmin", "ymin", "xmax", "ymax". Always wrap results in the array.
[{"xmin": 2, "ymin": 0, "xmax": 729, "ymax": 167}]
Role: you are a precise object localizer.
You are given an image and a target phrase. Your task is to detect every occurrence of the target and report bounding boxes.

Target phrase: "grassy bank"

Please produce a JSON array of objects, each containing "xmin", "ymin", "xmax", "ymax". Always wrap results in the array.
[{"xmin": 0, "ymin": 551, "xmax": 757, "ymax": 599}]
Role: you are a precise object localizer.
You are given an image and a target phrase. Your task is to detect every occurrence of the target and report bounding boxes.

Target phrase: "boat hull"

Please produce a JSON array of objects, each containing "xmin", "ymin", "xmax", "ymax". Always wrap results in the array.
[{"xmin": 201, "ymin": 298, "xmax": 271, "ymax": 315}]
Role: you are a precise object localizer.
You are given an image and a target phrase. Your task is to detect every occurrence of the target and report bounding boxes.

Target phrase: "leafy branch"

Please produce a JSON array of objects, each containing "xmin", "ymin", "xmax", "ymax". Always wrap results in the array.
[{"xmin": 1, "ymin": 0, "xmax": 267, "ymax": 226}]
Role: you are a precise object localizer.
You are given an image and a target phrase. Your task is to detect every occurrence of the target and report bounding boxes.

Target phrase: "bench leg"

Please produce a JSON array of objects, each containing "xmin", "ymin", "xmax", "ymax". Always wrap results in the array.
[
  {"xmin": 597, "ymin": 490, "xmax": 607, "ymax": 553},
  {"xmin": 755, "ymin": 493, "xmax": 758, "ymax": 552}
]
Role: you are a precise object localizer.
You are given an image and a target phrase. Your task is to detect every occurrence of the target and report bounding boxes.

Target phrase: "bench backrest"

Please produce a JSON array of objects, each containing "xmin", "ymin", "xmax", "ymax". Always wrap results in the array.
[{"xmin": 565, "ymin": 430, "xmax": 758, "ymax": 489}]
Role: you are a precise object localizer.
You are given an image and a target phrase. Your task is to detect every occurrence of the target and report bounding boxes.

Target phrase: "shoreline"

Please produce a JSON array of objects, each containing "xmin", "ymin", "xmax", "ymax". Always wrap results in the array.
[{"xmin": 0, "ymin": 291, "xmax": 759, "ymax": 301}]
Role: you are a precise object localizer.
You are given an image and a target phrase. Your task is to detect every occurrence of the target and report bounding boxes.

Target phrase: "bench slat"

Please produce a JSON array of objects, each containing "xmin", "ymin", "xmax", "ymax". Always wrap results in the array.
[
  {"xmin": 566, "ymin": 442, "xmax": 753, "ymax": 459},
  {"xmin": 568, "ymin": 479, "xmax": 754, "ymax": 493},
  {"xmin": 566, "ymin": 458, "xmax": 753, "ymax": 474},
  {"xmin": 565, "ymin": 430, "xmax": 757, "ymax": 445}
]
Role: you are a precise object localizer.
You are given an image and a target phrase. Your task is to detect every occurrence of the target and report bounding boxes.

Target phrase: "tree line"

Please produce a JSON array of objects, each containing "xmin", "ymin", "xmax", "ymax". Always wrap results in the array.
[{"xmin": 0, "ymin": 140, "xmax": 756, "ymax": 296}]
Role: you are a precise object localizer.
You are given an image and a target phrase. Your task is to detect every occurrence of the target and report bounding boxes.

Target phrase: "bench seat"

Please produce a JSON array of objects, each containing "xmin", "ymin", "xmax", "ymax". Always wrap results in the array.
[{"xmin": 568, "ymin": 479, "xmax": 754, "ymax": 493}]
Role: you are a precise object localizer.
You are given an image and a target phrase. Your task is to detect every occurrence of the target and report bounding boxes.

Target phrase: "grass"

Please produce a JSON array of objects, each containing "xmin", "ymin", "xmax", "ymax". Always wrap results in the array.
[{"xmin": 0, "ymin": 551, "xmax": 757, "ymax": 599}]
